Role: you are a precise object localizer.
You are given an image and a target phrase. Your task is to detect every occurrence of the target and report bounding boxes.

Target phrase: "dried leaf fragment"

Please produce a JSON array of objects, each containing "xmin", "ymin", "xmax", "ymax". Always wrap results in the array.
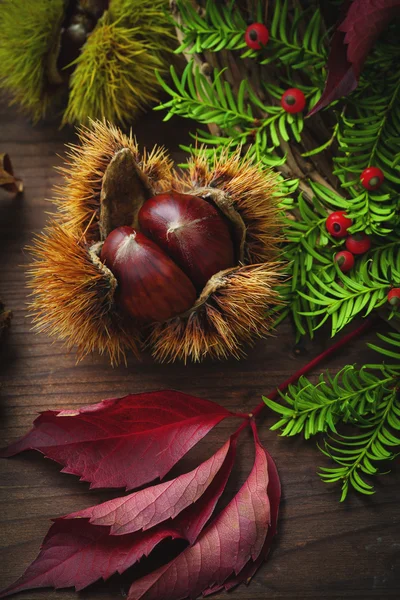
[{"xmin": 0, "ymin": 153, "xmax": 23, "ymax": 195}]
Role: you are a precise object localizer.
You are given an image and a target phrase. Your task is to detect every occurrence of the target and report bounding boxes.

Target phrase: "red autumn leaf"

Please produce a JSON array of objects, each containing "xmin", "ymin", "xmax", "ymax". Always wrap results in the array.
[
  {"xmin": 168, "ymin": 435, "xmax": 237, "ymax": 545},
  {"xmin": 0, "ymin": 520, "xmax": 178, "ymax": 596},
  {"xmin": 0, "ymin": 438, "xmax": 237, "ymax": 597},
  {"xmin": 0, "ymin": 391, "xmax": 235, "ymax": 490},
  {"xmin": 203, "ymin": 428, "xmax": 280, "ymax": 595},
  {"xmin": 309, "ymin": 0, "xmax": 400, "ymax": 115},
  {"xmin": 127, "ymin": 422, "xmax": 275, "ymax": 600},
  {"xmin": 66, "ymin": 437, "xmax": 233, "ymax": 535}
]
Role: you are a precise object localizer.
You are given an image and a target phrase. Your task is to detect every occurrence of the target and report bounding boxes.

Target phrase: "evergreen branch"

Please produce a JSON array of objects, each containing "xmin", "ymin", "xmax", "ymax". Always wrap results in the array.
[
  {"xmin": 174, "ymin": 0, "xmax": 327, "ymax": 76},
  {"xmin": 262, "ymin": 0, "xmax": 327, "ymax": 74},
  {"xmin": 266, "ymin": 331, "xmax": 400, "ymax": 499},
  {"xmin": 174, "ymin": 0, "xmax": 250, "ymax": 54},
  {"xmin": 368, "ymin": 331, "xmax": 400, "ymax": 363},
  {"xmin": 156, "ymin": 62, "xmax": 308, "ymax": 158},
  {"xmin": 333, "ymin": 71, "xmax": 400, "ymax": 234},
  {"xmin": 320, "ymin": 389, "xmax": 400, "ymax": 501},
  {"xmin": 298, "ymin": 241, "xmax": 400, "ymax": 336},
  {"xmin": 263, "ymin": 365, "xmax": 394, "ymax": 439},
  {"xmin": 277, "ymin": 185, "xmax": 399, "ymax": 338},
  {"xmin": 168, "ymin": 0, "xmax": 400, "ymax": 342}
]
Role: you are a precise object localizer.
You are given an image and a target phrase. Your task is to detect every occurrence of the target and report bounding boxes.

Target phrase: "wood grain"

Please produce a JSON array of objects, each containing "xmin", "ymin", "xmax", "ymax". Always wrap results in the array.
[{"xmin": 0, "ymin": 104, "xmax": 399, "ymax": 600}]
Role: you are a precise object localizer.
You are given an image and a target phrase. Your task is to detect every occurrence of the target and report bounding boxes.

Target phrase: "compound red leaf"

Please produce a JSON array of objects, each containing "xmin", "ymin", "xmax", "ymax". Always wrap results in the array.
[
  {"xmin": 0, "ymin": 438, "xmax": 238, "ymax": 598},
  {"xmin": 203, "ymin": 423, "xmax": 280, "ymax": 595},
  {"xmin": 0, "ymin": 391, "xmax": 235, "ymax": 490},
  {"xmin": 66, "ymin": 438, "xmax": 232, "ymax": 535},
  {"xmin": 309, "ymin": 0, "xmax": 400, "ymax": 115},
  {"xmin": 0, "ymin": 520, "xmax": 181, "ymax": 596},
  {"xmin": 173, "ymin": 435, "xmax": 237, "ymax": 545},
  {"xmin": 127, "ymin": 422, "xmax": 275, "ymax": 600}
]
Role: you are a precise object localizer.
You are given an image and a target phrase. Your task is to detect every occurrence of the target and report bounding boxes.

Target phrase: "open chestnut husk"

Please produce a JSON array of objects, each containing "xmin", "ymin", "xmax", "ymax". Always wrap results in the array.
[{"xmin": 28, "ymin": 121, "xmax": 284, "ymax": 365}]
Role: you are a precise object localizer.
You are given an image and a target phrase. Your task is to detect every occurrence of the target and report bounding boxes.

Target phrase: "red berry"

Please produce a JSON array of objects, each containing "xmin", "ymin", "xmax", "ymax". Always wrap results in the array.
[
  {"xmin": 388, "ymin": 288, "xmax": 400, "ymax": 307},
  {"xmin": 360, "ymin": 166, "xmax": 384, "ymax": 190},
  {"xmin": 345, "ymin": 233, "xmax": 371, "ymax": 255},
  {"xmin": 334, "ymin": 251, "xmax": 355, "ymax": 273},
  {"xmin": 245, "ymin": 23, "xmax": 269, "ymax": 50},
  {"xmin": 281, "ymin": 88, "xmax": 306, "ymax": 114},
  {"xmin": 325, "ymin": 211, "xmax": 353, "ymax": 238}
]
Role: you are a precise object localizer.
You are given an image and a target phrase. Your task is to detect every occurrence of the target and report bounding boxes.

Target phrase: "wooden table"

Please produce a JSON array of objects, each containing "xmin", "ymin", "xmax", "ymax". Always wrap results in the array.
[{"xmin": 0, "ymin": 104, "xmax": 399, "ymax": 600}]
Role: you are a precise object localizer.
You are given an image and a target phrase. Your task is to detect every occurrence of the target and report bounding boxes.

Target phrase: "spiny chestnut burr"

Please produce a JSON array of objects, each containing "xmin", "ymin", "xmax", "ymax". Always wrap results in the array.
[
  {"xmin": 138, "ymin": 192, "xmax": 235, "ymax": 290},
  {"xmin": 28, "ymin": 121, "xmax": 283, "ymax": 365},
  {"xmin": 100, "ymin": 226, "xmax": 196, "ymax": 323}
]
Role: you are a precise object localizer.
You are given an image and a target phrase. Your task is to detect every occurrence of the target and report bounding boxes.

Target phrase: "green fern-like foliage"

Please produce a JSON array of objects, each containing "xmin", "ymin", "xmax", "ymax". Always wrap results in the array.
[
  {"xmin": 299, "ymin": 240, "xmax": 400, "ymax": 336},
  {"xmin": 333, "ymin": 69, "xmax": 400, "ymax": 235},
  {"xmin": 276, "ymin": 182, "xmax": 400, "ymax": 338},
  {"xmin": 175, "ymin": 0, "xmax": 326, "ymax": 78},
  {"xmin": 0, "ymin": 0, "xmax": 66, "ymax": 122},
  {"xmin": 174, "ymin": 0, "xmax": 254, "ymax": 54},
  {"xmin": 63, "ymin": 17, "xmax": 164, "ymax": 125},
  {"xmin": 156, "ymin": 62, "xmax": 321, "ymax": 168},
  {"xmin": 161, "ymin": 0, "xmax": 400, "ymax": 342},
  {"xmin": 264, "ymin": 331, "xmax": 400, "ymax": 499}
]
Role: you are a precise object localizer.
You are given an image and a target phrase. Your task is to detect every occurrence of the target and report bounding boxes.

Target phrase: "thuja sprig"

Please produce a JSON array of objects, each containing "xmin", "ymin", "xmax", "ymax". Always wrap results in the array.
[{"xmin": 265, "ymin": 331, "xmax": 400, "ymax": 500}]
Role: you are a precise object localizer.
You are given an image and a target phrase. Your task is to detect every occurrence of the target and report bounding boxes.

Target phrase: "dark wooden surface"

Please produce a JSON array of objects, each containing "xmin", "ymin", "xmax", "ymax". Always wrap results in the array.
[{"xmin": 0, "ymin": 104, "xmax": 399, "ymax": 600}]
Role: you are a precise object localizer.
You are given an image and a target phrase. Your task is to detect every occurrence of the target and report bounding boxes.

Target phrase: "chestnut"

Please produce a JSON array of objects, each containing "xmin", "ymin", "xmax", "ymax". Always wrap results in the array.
[
  {"xmin": 138, "ymin": 192, "xmax": 235, "ymax": 290},
  {"xmin": 100, "ymin": 226, "xmax": 196, "ymax": 323},
  {"xmin": 28, "ymin": 121, "xmax": 283, "ymax": 365}
]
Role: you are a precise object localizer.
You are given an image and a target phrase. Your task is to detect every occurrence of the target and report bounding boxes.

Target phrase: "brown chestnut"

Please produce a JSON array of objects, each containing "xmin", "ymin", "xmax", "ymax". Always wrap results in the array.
[
  {"xmin": 100, "ymin": 226, "xmax": 196, "ymax": 323},
  {"xmin": 138, "ymin": 192, "xmax": 235, "ymax": 290}
]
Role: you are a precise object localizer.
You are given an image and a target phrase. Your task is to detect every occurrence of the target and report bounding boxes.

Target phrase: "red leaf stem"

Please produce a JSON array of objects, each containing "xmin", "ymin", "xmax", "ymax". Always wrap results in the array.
[{"xmin": 251, "ymin": 318, "xmax": 374, "ymax": 419}]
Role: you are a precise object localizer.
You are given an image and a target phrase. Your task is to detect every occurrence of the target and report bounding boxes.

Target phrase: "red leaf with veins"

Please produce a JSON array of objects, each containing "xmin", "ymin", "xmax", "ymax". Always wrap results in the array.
[
  {"xmin": 203, "ymin": 423, "xmax": 281, "ymax": 595},
  {"xmin": 66, "ymin": 438, "xmax": 233, "ymax": 535},
  {"xmin": 0, "ymin": 438, "xmax": 237, "ymax": 597},
  {"xmin": 309, "ymin": 0, "xmax": 400, "ymax": 115},
  {"xmin": 0, "ymin": 391, "xmax": 235, "ymax": 490},
  {"xmin": 0, "ymin": 520, "xmax": 177, "ymax": 596},
  {"xmin": 128, "ymin": 422, "xmax": 274, "ymax": 600}
]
